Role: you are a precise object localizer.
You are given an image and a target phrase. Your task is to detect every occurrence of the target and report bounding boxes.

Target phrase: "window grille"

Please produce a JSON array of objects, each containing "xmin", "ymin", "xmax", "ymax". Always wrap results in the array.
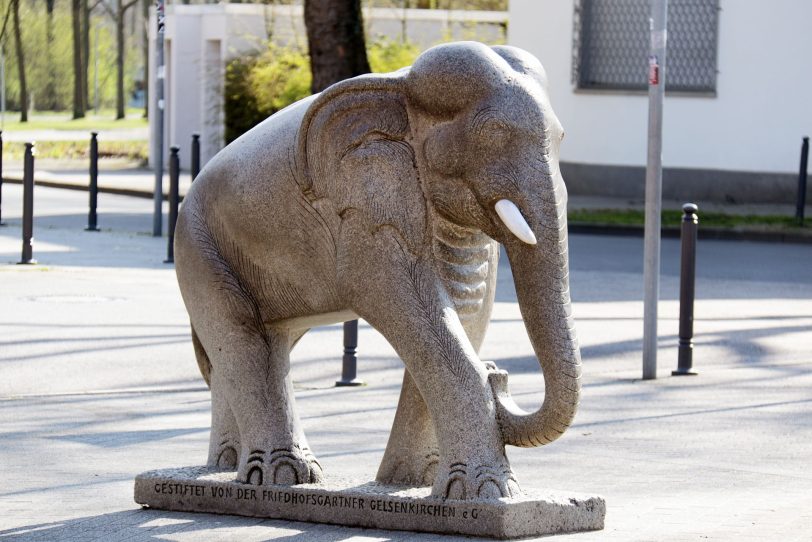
[{"xmin": 572, "ymin": 0, "xmax": 719, "ymax": 93}]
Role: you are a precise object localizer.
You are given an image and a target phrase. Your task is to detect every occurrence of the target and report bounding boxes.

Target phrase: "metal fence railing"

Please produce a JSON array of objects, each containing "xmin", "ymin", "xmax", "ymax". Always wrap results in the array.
[{"xmin": 572, "ymin": 0, "xmax": 720, "ymax": 93}]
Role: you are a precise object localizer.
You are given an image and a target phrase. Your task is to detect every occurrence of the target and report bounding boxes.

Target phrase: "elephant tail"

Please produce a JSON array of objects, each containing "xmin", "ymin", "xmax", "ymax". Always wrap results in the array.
[{"xmin": 191, "ymin": 326, "xmax": 212, "ymax": 389}]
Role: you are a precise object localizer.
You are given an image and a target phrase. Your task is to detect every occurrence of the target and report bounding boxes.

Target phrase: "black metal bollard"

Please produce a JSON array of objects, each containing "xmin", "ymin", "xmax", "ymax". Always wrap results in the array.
[
  {"xmin": 164, "ymin": 146, "xmax": 180, "ymax": 264},
  {"xmin": 191, "ymin": 133, "xmax": 200, "ymax": 182},
  {"xmin": 796, "ymin": 136, "xmax": 809, "ymax": 226},
  {"xmin": 18, "ymin": 143, "xmax": 36, "ymax": 265},
  {"xmin": 673, "ymin": 203, "xmax": 698, "ymax": 376},
  {"xmin": 0, "ymin": 130, "xmax": 5, "ymax": 226},
  {"xmin": 86, "ymin": 132, "xmax": 100, "ymax": 231},
  {"xmin": 336, "ymin": 319, "xmax": 365, "ymax": 386}
]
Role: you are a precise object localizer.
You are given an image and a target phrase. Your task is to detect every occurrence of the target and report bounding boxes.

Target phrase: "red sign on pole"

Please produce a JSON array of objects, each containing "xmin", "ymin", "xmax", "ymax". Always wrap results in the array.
[{"xmin": 648, "ymin": 55, "xmax": 659, "ymax": 85}]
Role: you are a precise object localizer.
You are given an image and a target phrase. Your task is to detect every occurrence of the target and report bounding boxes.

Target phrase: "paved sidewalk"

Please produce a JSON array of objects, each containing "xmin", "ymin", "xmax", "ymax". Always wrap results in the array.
[{"xmin": 1, "ymin": 186, "xmax": 811, "ymax": 541}]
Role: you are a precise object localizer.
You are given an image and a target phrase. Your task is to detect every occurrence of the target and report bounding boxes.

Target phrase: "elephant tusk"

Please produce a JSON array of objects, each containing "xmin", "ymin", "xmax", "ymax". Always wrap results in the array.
[{"xmin": 495, "ymin": 199, "xmax": 537, "ymax": 245}]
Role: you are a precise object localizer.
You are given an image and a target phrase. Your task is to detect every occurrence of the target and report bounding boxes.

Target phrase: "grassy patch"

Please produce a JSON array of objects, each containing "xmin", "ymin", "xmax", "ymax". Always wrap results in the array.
[
  {"xmin": 568, "ymin": 208, "xmax": 807, "ymax": 229},
  {"xmin": 0, "ymin": 110, "xmax": 147, "ymax": 132},
  {"xmin": 3, "ymin": 140, "xmax": 148, "ymax": 161}
]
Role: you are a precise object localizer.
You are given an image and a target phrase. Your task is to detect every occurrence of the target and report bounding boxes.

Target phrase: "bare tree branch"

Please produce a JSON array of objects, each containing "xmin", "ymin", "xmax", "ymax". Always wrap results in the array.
[
  {"xmin": 0, "ymin": 0, "xmax": 14, "ymax": 44},
  {"xmin": 99, "ymin": 0, "xmax": 115, "ymax": 18}
]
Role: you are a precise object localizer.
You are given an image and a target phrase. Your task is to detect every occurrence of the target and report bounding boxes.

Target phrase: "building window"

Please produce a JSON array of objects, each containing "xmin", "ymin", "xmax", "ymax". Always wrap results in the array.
[{"xmin": 572, "ymin": 0, "xmax": 719, "ymax": 94}]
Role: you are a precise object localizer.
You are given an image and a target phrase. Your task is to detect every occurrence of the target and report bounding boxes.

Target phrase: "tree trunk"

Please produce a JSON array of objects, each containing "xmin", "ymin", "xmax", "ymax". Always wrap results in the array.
[
  {"xmin": 82, "ymin": 0, "xmax": 90, "ymax": 110},
  {"xmin": 43, "ymin": 0, "xmax": 57, "ymax": 110},
  {"xmin": 72, "ymin": 0, "xmax": 85, "ymax": 118},
  {"xmin": 116, "ymin": 5, "xmax": 126, "ymax": 119},
  {"xmin": 12, "ymin": 0, "xmax": 27, "ymax": 122},
  {"xmin": 304, "ymin": 0, "xmax": 371, "ymax": 93}
]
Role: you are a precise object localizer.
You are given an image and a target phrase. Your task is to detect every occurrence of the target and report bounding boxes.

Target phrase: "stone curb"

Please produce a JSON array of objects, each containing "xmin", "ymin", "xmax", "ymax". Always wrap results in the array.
[
  {"xmin": 569, "ymin": 222, "xmax": 812, "ymax": 245},
  {"xmin": 1, "ymin": 175, "xmax": 184, "ymax": 201}
]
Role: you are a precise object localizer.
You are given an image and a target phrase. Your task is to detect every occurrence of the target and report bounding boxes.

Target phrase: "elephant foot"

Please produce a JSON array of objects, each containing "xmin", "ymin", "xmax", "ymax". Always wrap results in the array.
[
  {"xmin": 238, "ymin": 444, "xmax": 323, "ymax": 486},
  {"xmin": 208, "ymin": 435, "xmax": 241, "ymax": 470},
  {"xmin": 377, "ymin": 449, "xmax": 439, "ymax": 487},
  {"xmin": 433, "ymin": 456, "xmax": 521, "ymax": 500}
]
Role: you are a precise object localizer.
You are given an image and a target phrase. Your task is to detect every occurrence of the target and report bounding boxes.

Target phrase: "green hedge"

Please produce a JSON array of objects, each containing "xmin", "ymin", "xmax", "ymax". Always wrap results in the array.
[{"xmin": 224, "ymin": 39, "xmax": 420, "ymax": 144}]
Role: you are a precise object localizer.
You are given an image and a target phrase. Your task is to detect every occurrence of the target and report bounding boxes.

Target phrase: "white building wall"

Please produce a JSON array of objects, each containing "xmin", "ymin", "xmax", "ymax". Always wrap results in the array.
[
  {"xmin": 509, "ymin": 0, "xmax": 812, "ymax": 178},
  {"xmin": 149, "ymin": 4, "xmax": 268, "ymax": 168}
]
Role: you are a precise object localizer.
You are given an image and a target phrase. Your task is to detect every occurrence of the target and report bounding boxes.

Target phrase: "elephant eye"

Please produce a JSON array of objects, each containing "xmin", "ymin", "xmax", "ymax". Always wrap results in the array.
[{"xmin": 482, "ymin": 119, "xmax": 512, "ymax": 142}]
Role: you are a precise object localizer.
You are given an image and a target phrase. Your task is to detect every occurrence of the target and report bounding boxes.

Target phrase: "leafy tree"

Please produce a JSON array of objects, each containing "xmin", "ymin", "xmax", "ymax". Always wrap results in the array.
[
  {"xmin": 224, "ymin": 38, "xmax": 419, "ymax": 143},
  {"xmin": 367, "ymin": 37, "xmax": 419, "ymax": 72},
  {"xmin": 0, "ymin": 4, "xmax": 134, "ymax": 115},
  {"xmin": 224, "ymin": 44, "xmax": 311, "ymax": 144}
]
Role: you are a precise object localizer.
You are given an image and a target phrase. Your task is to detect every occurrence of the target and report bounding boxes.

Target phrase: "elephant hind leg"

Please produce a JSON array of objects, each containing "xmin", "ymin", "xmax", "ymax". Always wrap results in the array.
[
  {"xmin": 177, "ymin": 214, "xmax": 320, "ymax": 483},
  {"xmin": 211, "ymin": 325, "xmax": 322, "ymax": 486},
  {"xmin": 192, "ymin": 327, "xmax": 212, "ymax": 387},
  {"xmin": 376, "ymin": 369, "xmax": 439, "ymax": 487},
  {"xmin": 208, "ymin": 366, "xmax": 241, "ymax": 469},
  {"xmin": 192, "ymin": 325, "xmax": 240, "ymax": 469}
]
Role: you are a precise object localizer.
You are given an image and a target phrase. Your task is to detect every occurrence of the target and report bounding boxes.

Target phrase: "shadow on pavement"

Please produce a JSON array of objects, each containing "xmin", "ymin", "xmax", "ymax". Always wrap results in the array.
[
  {"xmin": 497, "ymin": 322, "xmax": 812, "ymax": 375},
  {"xmin": 0, "ymin": 333, "xmax": 191, "ymax": 363},
  {"xmin": 0, "ymin": 509, "xmax": 484, "ymax": 541},
  {"xmin": 50, "ymin": 427, "xmax": 209, "ymax": 448}
]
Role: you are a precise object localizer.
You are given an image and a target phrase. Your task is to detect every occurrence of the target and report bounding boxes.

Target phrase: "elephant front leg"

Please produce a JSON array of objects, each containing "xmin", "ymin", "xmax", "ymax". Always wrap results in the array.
[
  {"xmin": 367, "ymin": 288, "xmax": 517, "ymax": 499},
  {"xmin": 378, "ymin": 242, "xmax": 498, "ymax": 488},
  {"xmin": 344, "ymin": 239, "xmax": 518, "ymax": 499}
]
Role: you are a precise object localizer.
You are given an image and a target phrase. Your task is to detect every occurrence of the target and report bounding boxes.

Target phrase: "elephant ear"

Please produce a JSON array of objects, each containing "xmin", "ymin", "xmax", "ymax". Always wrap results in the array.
[{"xmin": 296, "ymin": 72, "xmax": 426, "ymax": 255}]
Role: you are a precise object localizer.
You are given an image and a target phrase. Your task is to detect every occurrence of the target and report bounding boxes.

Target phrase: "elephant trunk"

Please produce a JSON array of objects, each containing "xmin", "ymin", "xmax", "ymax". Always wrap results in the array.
[{"xmin": 493, "ymin": 181, "xmax": 581, "ymax": 448}]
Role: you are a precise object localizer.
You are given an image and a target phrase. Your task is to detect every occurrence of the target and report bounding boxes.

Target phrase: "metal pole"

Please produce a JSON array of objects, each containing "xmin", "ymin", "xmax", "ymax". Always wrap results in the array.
[
  {"xmin": 796, "ymin": 136, "xmax": 809, "ymax": 226},
  {"xmin": 673, "ymin": 203, "xmax": 698, "ymax": 376},
  {"xmin": 152, "ymin": 0, "xmax": 166, "ymax": 237},
  {"xmin": 86, "ymin": 132, "xmax": 100, "ymax": 231},
  {"xmin": 164, "ymin": 146, "xmax": 179, "ymax": 264},
  {"xmin": 0, "ymin": 130, "xmax": 4, "ymax": 226},
  {"xmin": 18, "ymin": 143, "xmax": 35, "ymax": 265},
  {"xmin": 642, "ymin": 0, "xmax": 667, "ymax": 380},
  {"xmin": 191, "ymin": 133, "xmax": 200, "ymax": 182},
  {"xmin": 336, "ymin": 319, "xmax": 365, "ymax": 387}
]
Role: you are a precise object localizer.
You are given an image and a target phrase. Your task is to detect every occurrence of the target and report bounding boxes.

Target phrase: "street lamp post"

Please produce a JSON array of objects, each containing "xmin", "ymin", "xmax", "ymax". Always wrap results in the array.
[
  {"xmin": 152, "ymin": 0, "xmax": 165, "ymax": 237},
  {"xmin": 642, "ymin": 0, "xmax": 667, "ymax": 380}
]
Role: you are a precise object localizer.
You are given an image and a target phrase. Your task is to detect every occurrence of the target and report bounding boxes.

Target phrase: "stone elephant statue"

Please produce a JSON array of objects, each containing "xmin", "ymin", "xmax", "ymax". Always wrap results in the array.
[{"xmin": 174, "ymin": 41, "xmax": 581, "ymax": 501}]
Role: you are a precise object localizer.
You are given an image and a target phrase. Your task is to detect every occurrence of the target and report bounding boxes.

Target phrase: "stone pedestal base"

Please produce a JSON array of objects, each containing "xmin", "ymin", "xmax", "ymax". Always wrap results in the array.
[{"xmin": 135, "ymin": 467, "xmax": 604, "ymax": 539}]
